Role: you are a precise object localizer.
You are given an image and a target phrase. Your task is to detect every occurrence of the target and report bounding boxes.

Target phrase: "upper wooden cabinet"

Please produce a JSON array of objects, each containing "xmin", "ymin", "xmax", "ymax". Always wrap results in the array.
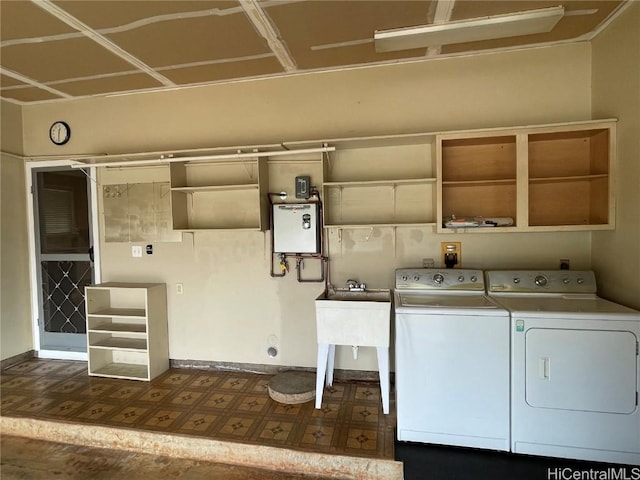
[
  {"xmin": 320, "ymin": 135, "xmax": 436, "ymax": 228},
  {"xmin": 437, "ymin": 120, "xmax": 616, "ymax": 233},
  {"xmin": 169, "ymin": 157, "xmax": 269, "ymax": 231},
  {"xmin": 151, "ymin": 119, "xmax": 615, "ymax": 234}
]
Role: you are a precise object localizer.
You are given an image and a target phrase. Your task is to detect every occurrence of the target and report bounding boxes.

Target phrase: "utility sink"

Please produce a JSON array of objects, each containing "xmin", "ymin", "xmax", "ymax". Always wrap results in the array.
[
  {"xmin": 314, "ymin": 288, "xmax": 392, "ymax": 414},
  {"xmin": 315, "ymin": 289, "xmax": 391, "ymax": 347},
  {"xmin": 318, "ymin": 290, "xmax": 391, "ymax": 303}
]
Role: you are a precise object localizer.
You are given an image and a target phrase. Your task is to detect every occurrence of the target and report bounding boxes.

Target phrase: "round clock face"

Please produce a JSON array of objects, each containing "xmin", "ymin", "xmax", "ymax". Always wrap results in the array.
[{"xmin": 49, "ymin": 121, "xmax": 71, "ymax": 145}]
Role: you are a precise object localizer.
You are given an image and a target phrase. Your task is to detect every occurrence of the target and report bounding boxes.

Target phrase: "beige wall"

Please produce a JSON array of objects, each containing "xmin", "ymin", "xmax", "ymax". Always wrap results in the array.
[
  {"xmin": 19, "ymin": 43, "xmax": 596, "ymax": 370},
  {"xmin": 1, "ymin": 101, "xmax": 33, "ymax": 360},
  {"xmin": 591, "ymin": 2, "xmax": 640, "ymax": 309},
  {"xmin": 22, "ymin": 43, "xmax": 591, "ymax": 155}
]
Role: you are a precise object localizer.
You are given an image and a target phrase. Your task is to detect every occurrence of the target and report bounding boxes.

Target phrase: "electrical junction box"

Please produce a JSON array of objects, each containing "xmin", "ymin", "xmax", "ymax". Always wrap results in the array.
[
  {"xmin": 273, "ymin": 203, "xmax": 320, "ymax": 253},
  {"xmin": 295, "ymin": 176, "xmax": 311, "ymax": 199}
]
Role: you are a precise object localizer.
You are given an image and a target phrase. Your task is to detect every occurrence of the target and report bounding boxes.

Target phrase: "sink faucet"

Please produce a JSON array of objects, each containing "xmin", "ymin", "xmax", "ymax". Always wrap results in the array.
[{"xmin": 346, "ymin": 279, "xmax": 366, "ymax": 292}]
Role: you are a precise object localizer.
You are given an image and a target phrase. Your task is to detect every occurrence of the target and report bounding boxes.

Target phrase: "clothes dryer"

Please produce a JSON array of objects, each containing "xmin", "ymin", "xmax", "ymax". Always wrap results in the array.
[{"xmin": 487, "ymin": 270, "xmax": 640, "ymax": 465}]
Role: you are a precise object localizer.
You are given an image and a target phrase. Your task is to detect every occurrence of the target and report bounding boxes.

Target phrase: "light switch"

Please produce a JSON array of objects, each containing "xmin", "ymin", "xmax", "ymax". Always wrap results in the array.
[{"xmin": 131, "ymin": 245, "xmax": 143, "ymax": 257}]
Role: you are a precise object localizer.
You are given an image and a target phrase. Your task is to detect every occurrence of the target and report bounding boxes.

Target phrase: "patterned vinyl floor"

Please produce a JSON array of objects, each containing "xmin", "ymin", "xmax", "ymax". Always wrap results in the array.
[{"xmin": 0, "ymin": 359, "xmax": 395, "ymax": 460}]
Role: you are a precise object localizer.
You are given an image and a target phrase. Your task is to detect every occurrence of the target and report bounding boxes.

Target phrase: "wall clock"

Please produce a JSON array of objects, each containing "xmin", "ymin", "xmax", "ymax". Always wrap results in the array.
[{"xmin": 49, "ymin": 121, "xmax": 71, "ymax": 145}]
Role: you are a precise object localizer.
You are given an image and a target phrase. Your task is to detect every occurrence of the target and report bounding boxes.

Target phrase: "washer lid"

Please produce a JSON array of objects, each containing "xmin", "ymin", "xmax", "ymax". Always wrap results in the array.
[{"xmin": 397, "ymin": 293, "xmax": 501, "ymax": 310}]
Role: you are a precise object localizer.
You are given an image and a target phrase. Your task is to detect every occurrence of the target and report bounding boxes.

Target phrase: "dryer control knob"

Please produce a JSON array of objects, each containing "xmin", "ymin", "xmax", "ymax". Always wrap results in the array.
[
  {"xmin": 535, "ymin": 275, "xmax": 548, "ymax": 286},
  {"xmin": 513, "ymin": 278, "xmax": 520, "ymax": 284},
  {"xmin": 577, "ymin": 278, "xmax": 584, "ymax": 284},
  {"xmin": 563, "ymin": 278, "xmax": 570, "ymax": 284},
  {"xmin": 458, "ymin": 276, "xmax": 465, "ymax": 282},
  {"xmin": 433, "ymin": 274, "xmax": 444, "ymax": 285},
  {"xmin": 413, "ymin": 275, "xmax": 421, "ymax": 281},
  {"xmin": 470, "ymin": 276, "xmax": 477, "ymax": 282},
  {"xmin": 401, "ymin": 275, "xmax": 408, "ymax": 281}
]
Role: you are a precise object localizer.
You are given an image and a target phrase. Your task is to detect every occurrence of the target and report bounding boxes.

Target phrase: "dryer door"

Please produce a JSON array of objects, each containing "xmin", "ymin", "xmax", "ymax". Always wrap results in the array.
[{"xmin": 525, "ymin": 328, "xmax": 637, "ymax": 414}]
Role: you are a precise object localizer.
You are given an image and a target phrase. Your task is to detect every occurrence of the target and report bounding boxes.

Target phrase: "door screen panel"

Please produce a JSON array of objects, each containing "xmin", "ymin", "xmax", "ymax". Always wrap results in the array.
[
  {"xmin": 525, "ymin": 328, "xmax": 637, "ymax": 414},
  {"xmin": 41, "ymin": 260, "xmax": 91, "ymax": 335}
]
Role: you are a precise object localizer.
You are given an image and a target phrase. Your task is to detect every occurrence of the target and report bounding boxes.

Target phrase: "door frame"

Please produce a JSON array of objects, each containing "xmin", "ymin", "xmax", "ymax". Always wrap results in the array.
[{"xmin": 26, "ymin": 160, "xmax": 101, "ymax": 360}]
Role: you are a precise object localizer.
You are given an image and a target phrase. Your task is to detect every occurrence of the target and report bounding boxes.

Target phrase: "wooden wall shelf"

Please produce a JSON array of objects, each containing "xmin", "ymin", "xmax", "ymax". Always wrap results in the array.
[{"xmin": 437, "ymin": 120, "xmax": 616, "ymax": 233}]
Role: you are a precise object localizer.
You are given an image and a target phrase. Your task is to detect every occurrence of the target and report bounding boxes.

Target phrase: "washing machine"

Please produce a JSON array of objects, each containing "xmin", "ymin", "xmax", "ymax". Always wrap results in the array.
[
  {"xmin": 487, "ymin": 270, "xmax": 640, "ymax": 465},
  {"xmin": 394, "ymin": 269, "xmax": 510, "ymax": 451}
]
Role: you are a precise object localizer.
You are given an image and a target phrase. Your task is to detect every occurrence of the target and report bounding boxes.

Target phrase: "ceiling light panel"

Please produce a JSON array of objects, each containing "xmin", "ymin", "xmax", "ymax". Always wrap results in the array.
[
  {"xmin": 440, "ymin": 1, "xmax": 622, "ymax": 55},
  {"xmin": 375, "ymin": 6, "xmax": 565, "ymax": 52}
]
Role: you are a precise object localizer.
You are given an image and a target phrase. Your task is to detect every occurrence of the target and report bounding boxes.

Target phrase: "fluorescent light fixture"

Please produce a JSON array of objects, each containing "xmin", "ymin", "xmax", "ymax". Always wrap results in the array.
[{"xmin": 375, "ymin": 5, "xmax": 564, "ymax": 53}]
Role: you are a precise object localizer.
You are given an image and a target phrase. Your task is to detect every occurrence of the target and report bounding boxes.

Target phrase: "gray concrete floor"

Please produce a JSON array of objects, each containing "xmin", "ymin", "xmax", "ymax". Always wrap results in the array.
[{"xmin": 0, "ymin": 435, "xmax": 339, "ymax": 480}]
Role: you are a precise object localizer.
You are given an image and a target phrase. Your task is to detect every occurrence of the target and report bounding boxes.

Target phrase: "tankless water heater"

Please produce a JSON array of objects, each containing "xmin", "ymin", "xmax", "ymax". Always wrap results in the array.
[{"xmin": 272, "ymin": 203, "xmax": 320, "ymax": 254}]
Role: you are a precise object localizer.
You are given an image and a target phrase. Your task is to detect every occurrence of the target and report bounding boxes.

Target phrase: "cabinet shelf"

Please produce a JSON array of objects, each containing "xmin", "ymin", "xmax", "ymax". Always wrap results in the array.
[
  {"xmin": 324, "ymin": 178, "xmax": 436, "ymax": 187},
  {"xmin": 324, "ymin": 222, "xmax": 436, "ymax": 229},
  {"xmin": 87, "ymin": 308, "xmax": 146, "ymax": 318},
  {"xmin": 91, "ymin": 337, "xmax": 147, "ymax": 351},
  {"xmin": 171, "ymin": 183, "xmax": 259, "ymax": 193},
  {"xmin": 529, "ymin": 174, "xmax": 608, "ymax": 183},
  {"xmin": 89, "ymin": 322, "xmax": 146, "ymax": 334},
  {"xmin": 85, "ymin": 283, "xmax": 168, "ymax": 381},
  {"xmin": 442, "ymin": 179, "xmax": 516, "ymax": 187},
  {"xmin": 90, "ymin": 363, "xmax": 148, "ymax": 380}
]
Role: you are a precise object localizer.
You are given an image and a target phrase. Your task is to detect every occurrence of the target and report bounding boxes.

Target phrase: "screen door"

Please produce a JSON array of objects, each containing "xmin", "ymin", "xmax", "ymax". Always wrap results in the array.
[{"xmin": 34, "ymin": 168, "xmax": 94, "ymax": 352}]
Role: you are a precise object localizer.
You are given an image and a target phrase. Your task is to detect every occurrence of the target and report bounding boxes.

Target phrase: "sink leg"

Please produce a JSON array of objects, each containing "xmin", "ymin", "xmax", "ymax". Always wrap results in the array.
[
  {"xmin": 326, "ymin": 344, "xmax": 335, "ymax": 387},
  {"xmin": 315, "ymin": 343, "xmax": 330, "ymax": 409},
  {"xmin": 376, "ymin": 346, "xmax": 390, "ymax": 415}
]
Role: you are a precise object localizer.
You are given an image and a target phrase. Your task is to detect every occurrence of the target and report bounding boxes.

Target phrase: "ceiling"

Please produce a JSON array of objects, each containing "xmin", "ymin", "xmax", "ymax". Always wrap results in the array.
[{"xmin": 0, "ymin": 0, "xmax": 628, "ymax": 105}]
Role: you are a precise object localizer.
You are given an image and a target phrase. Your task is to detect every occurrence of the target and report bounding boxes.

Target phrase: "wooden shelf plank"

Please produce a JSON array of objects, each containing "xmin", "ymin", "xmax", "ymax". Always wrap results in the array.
[
  {"xmin": 324, "ymin": 222, "xmax": 436, "ymax": 228},
  {"xmin": 91, "ymin": 338, "xmax": 147, "ymax": 351},
  {"xmin": 442, "ymin": 178, "xmax": 516, "ymax": 186},
  {"xmin": 171, "ymin": 184, "xmax": 259, "ymax": 193},
  {"xmin": 89, "ymin": 322, "xmax": 146, "ymax": 334},
  {"xmin": 529, "ymin": 174, "xmax": 608, "ymax": 183},
  {"xmin": 173, "ymin": 226, "xmax": 261, "ymax": 232},
  {"xmin": 89, "ymin": 363, "xmax": 148, "ymax": 380},
  {"xmin": 88, "ymin": 308, "xmax": 146, "ymax": 318},
  {"xmin": 324, "ymin": 178, "xmax": 436, "ymax": 187}
]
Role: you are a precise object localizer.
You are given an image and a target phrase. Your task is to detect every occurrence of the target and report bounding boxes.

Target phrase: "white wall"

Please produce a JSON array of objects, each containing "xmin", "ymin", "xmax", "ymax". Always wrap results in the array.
[
  {"xmin": 20, "ymin": 43, "xmax": 596, "ymax": 370},
  {"xmin": 1, "ymin": 101, "xmax": 33, "ymax": 361},
  {"xmin": 591, "ymin": 2, "xmax": 640, "ymax": 309}
]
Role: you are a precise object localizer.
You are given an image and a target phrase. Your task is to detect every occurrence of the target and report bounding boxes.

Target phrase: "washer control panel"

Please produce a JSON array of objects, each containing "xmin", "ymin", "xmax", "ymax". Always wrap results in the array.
[
  {"xmin": 486, "ymin": 270, "xmax": 597, "ymax": 294},
  {"xmin": 395, "ymin": 269, "xmax": 484, "ymax": 291}
]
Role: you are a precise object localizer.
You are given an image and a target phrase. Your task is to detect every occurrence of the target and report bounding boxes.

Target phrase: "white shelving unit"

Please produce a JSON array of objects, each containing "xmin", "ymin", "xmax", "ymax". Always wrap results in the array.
[{"xmin": 85, "ymin": 282, "xmax": 169, "ymax": 381}]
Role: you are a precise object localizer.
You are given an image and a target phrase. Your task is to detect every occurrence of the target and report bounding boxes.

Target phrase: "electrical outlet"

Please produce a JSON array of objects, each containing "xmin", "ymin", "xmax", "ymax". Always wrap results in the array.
[
  {"xmin": 422, "ymin": 258, "xmax": 435, "ymax": 268},
  {"xmin": 441, "ymin": 242, "xmax": 461, "ymax": 269},
  {"xmin": 559, "ymin": 259, "xmax": 570, "ymax": 270},
  {"xmin": 176, "ymin": 283, "xmax": 184, "ymax": 295},
  {"xmin": 131, "ymin": 245, "xmax": 143, "ymax": 257}
]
